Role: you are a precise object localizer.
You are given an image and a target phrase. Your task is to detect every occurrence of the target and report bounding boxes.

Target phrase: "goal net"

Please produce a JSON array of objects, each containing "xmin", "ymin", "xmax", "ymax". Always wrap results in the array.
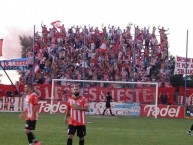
[{"xmin": 51, "ymin": 79, "xmax": 159, "ymax": 118}]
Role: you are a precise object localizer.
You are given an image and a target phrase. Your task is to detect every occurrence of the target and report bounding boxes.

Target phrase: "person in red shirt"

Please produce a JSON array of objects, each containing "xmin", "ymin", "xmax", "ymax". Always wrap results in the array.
[
  {"xmin": 65, "ymin": 84, "xmax": 89, "ymax": 145},
  {"xmin": 19, "ymin": 84, "xmax": 41, "ymax": 145}
]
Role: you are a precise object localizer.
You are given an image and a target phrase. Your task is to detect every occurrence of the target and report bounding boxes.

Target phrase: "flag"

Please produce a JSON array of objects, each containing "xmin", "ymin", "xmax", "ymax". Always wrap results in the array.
[
  {"xmin": 34, "ymin": 64, "xmax": 40, "ymax": 74},
  {"xmin": 100, "ymin": 40, "xmax": 107, "ymax": 50},
  {"xmin": 0, "ymin": 39, "xmax": 3, "ymax": 56},
  {"xmin": 98, "ymin": 39, "xmax": 107, "ymax": 53},
  {"xmin": 24, "ymin": 70, "xmax": 30, "ymax": 78},
  {"xmin": 50, "ymin": 20, "xmax": 61, "ymax": 28},
  {"xmin": 24, "ymin": 64, "xmax": 39, "ymax": 78}
]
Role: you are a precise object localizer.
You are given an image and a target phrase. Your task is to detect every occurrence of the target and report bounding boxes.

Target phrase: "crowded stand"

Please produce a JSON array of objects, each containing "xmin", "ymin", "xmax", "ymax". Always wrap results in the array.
[
  {"xmin": 2, "ymin": 23, "xmax": 193, "ymax": 119},
  {"xmin": 18, "ymin": 23, "xmax": 171, "ymax": 88}
]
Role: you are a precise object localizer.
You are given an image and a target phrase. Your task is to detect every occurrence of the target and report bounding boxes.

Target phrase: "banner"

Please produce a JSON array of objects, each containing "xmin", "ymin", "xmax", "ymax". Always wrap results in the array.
[
  {"xmin": 0, "ymin": 84, "xmax": 176, "ymax": 104},
  {"xmin": 0, "ymin": 39, "xmax": 3, "ymax": 56},
  {"xmin": 0, "ymin": 97, "xmax": 24, "ymax": 112},
  {"xmin": 158, "ymin": 87, "xmax": 176, "ymax": 104},
  {"xmin": 0, "ymin": 97, "xmax": 185, "ymax": 118},
  {"xmin": 39, "ymin": 100, "xmax": 67, "ymax": 114},
  {"xmin": 140, "ymin": 104, "xmax": 185, "ymax": 118},
  {"xmin": 0, "ymin": 97, "xmax": 140, "ymax": 116},
  {"xmin": 30, "ymin": 85, "xmax": 174, "ymax": 104},
  {"xmin": 0, "ymin": 58, "xmax": 29, "ymax": 70},
  {"xmin": 0, "ymin": 84, "xmax": 18, "ymax": 97},
  {"xmin": 178, "ymin": 87, "xmax": 193, "ymax": 105},
  {"xmin": 174, "ymin": 56, "xmax": 193, "ymax": 75},
  {"xmin": 88, "ymin": 102, "xmax": 140, "ymax": 116}
]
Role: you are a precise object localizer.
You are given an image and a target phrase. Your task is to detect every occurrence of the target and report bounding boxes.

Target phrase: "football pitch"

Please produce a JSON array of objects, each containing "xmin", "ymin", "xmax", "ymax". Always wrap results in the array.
[{"xmin": 0, "ymin": 112, "xmax": 193, "ymax": 145}]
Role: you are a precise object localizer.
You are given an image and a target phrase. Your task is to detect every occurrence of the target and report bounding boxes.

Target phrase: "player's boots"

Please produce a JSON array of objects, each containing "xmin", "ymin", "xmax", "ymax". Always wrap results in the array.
[{"xmin": 33, "ymin": 139, "xmax": 42, "ymax": 145}]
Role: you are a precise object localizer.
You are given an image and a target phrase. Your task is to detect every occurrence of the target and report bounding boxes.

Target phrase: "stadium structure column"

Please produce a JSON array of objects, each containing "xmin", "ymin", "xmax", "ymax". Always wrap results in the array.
[{"xmin": 32, "ymin": 25, "xmax": 36, "ymax": 84}]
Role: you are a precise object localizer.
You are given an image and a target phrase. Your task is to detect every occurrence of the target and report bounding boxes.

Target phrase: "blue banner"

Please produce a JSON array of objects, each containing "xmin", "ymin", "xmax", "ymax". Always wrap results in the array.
[
  {"xmin": 113, "ymin": 102, "xmax": 140, "ymax": 116},
  {"xmin": 0, "ymin": 58, "xmax": 29, "ymax": 70}
]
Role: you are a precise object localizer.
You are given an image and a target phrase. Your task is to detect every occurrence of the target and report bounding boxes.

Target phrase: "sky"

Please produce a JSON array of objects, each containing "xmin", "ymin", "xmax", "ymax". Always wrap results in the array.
[{"xmin": 0, "ymin": 0, "xmax": 192, "ymax": 84}]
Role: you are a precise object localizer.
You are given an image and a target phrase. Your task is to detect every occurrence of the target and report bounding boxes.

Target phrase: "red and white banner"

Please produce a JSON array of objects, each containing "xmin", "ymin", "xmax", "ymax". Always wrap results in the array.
[
  {"xmin": 0, "ymin": 97, "xmax": 185, "ymax": 118},
  {"xmin": 174, "ymin": 56, "xmax": 193, "ymax": 75},
  {"xmin": 29, "ymin": 85, "xmax": 175, "ymax": 104},
  {"xmin": 0, "ymin": 84, "xmax": 176, "ymax": 104},
  {"xmin": 0, "ymin": 97, "xmax": 140, "ymax": 116},
  {"xmin": 0, "ymin": 97, "xmax": 24, "ymax": 112},
  {"xmin": 0, "ymin": 84, "xmax": 18, "ymax": 97},
  {"xmin": 178, "ymin": 86, "xmax": 193, "ymax": 105},
  {"xmin": 0, "ymin": 39, "xmax": 3, "ymax": 56},
  {"xmin": 158, "ymin": 87, "xmax": 176, "ymax": 104},
  {"xmin": 39, "ymin": 100, "xmax": 67, "ymax": 114},
  {"xmin": 141, "ymin": 104, "xmax": 185, "ymax": 118}
]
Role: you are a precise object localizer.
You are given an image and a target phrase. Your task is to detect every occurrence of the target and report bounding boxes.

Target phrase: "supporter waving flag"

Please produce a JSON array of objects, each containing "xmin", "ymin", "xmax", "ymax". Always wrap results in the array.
[
  {"xmin": 50, "ymin": 20, "xmax": 62, "ymax": 28},
  {"xmin": 34, "ymin": 63, "xmax": 40, "ymax": 74},
  {"xmin": 0, "ymin": 39, "xmax": 3, "ymax": 56},
  {"xmin": 98, "ymin": 39, "xmax": 107, "ymax": 54},
  {"xmin": 24, "ymin": 63, "xmax": 40, "ymax": 78}
]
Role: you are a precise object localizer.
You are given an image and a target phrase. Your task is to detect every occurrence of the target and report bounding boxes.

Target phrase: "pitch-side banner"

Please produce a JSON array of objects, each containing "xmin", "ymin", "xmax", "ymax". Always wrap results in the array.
[
  {"xmin": 178, "ymin": 87, "xmax": 193, "ymax": 105},
  {"xmin": 174, "ymin": 56, "xmax": 193, "ymax": 75},
  {"xmin": 88, "ymin": 102, "xmax": 140, "ymax": 116},
  {"xmin": 0, "ymin": 97, "xmax": 185, "ymax": 118},
  {"xmin": 0, "ymin": 97, "xmax": 24, "ymax": 112},
  {"xmin": 141, "ymin": 104, "xmax": 185, "ymax": 118},
  {"xmin": 0, "ymin": 58, "xmax": 29, "ymax": 70},
  {"xmin": 0, "ymin": 97, "xmax": 140, "ymax": 116},
  {"xmin": 0, "ymin": 84, "xmax": 176, "ymax": 104},
  {"xmin": 0, "ymin": 39, "xmax": 3, "ymax": 56}
]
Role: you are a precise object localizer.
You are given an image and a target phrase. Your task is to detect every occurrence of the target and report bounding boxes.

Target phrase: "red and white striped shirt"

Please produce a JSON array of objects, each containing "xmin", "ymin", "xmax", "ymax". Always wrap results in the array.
[
  {"xmin": 24, "ymin": 92, "xmax": 39, "ymax": 120},
  {"xmin": 67, "ymin": 96, "xmax": 89, "ymax": 126}
]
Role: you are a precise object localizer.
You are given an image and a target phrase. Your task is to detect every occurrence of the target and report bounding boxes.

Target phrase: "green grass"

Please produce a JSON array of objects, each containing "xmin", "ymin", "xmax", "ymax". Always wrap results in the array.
[{"xmin": 0, "ymin": 112, "xmax": 193, "ymax": 145}]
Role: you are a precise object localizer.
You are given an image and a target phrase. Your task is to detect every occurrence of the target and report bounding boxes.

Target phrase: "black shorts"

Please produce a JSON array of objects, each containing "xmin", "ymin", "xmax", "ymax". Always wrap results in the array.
[
  {"xmin": 67, "ymin": 125, "xmax": 86, "ymax": 137},
  {"xmin": 106, "ymin": 103, "xmax": 111, "ymax": 108},
  {"xmin": 25, "ymin": 120, "xmax": 36, "ymax": 130}
]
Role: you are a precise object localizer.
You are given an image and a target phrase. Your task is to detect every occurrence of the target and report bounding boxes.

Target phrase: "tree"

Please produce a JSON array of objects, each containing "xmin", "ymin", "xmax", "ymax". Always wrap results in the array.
[{"xmin": 19, "ymin": 35, "xmax": 33, "ymax": 58}]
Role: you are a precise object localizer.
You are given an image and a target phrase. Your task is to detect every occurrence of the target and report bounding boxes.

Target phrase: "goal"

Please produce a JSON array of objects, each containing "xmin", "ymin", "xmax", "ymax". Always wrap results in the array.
[{"xmin": 51, "ymin": 79, "xmax": 159, "ymax": 118}]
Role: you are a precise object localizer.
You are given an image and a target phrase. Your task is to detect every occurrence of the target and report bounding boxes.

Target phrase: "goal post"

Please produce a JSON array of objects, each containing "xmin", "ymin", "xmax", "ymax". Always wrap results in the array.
[{"xmin": 51, "ymin": 79, "xmax": 159, "ymax": 118}]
